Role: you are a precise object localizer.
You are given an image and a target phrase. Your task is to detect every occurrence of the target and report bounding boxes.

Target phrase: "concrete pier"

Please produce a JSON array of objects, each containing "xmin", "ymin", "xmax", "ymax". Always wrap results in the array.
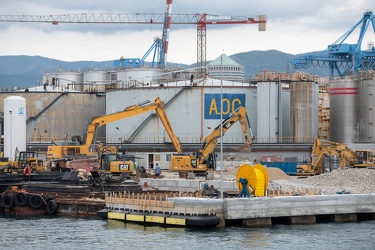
[
  {"xmin": 223, "ymin": 194, "xmax": 375, "ymax": 226},
  {"xmin": 102, "ymin": 194, "xmax": 375, "ymax": 227},
  {"xmin": 102, "ymin": 193, "xmax": 375, "ymax": 227}
]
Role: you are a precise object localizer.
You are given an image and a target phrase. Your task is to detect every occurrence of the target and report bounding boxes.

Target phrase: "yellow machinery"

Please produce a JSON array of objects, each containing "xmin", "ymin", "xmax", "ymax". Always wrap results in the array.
[
  {"xmin": 353, "ymin": 150, "xmax": 375, "ymax": 167},
  {"xmin": 47, "ymin": 97, "xmax": 182, "ymax": 179},
  {"xmin": 0, "ymin": 156, "xmax": 8, "ymax": 168},
  {"xmin": 236, "ymin": 163, "xmax": 268, "ymax": 197},
  {"xmin": 109, "ymin": 157, "xmax": 135, "ymax": 175},
  {"xmin": 7, "ymin": 150, "xmax": 44, "ymax": 172},
  {"xmin": 171, "ymin": 106, "xmax": 254, "ymax": 175},
  {"xmin": 47, "ymin": 97, "xmax": 182, "ymax": 164},
  {"xmin": 297, "ymin": 139, "xmax": 375, "ymax": 175},
  {"xmin": 100, "ymin": 153, "xmax": 136, "ymax": 175}
]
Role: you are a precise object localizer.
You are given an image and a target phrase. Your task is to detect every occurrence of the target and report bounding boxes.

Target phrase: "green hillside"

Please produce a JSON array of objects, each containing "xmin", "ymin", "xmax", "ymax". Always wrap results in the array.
[{"xmin": 0, "ymin": 50, "xmax": 330, "ymax": 88}]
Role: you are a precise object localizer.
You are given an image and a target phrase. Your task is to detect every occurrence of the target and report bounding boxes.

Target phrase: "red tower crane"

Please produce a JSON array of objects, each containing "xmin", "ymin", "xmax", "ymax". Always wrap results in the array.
[{"xmin": 0, "ymin": 7, "xmax": 266, "ymax": 69}]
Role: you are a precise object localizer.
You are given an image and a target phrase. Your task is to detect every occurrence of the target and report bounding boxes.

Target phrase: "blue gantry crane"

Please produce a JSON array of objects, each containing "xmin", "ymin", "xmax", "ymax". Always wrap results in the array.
[
  {"xmin": 113, "ymin": 38, "xmax": 164, "ymax": 68},
  {"xmin": 113, "ymin": 0, "xmax": 173, "ymax": 69},
  {"xmin": 292, "ymin": 11, "xmax": 375, "ymax": 79}
]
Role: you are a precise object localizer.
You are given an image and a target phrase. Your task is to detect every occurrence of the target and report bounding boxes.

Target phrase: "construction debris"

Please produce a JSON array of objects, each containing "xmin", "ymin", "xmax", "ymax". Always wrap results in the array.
[
  {"xmin": 270, "ymin": 168, "xmax": 375, "ymax": 195},
  {"xmin": 222, "ymin": 153, "xmax": 251, "ymax": 162}
]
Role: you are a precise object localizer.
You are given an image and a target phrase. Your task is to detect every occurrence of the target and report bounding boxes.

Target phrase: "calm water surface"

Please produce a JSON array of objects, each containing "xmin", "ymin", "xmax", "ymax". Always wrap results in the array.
[{"xmin": 0, "ymin": 215, "xmax": 374, "ymax": 250}]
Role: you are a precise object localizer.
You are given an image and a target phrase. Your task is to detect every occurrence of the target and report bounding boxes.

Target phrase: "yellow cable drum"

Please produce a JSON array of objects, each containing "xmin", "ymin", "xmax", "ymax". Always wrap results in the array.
[{"xmin": 236, "ymin": 163, "xmax": 269, "ymax": 197}]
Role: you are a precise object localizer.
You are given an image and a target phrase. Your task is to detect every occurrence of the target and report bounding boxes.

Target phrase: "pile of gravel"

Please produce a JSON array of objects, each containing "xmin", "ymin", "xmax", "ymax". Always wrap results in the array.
[
  {"xmin": 270, "ymin": 168, "xmax": 375, "ymax": 195},
  {"xmin": 222, "ymin": 153, "xmax": 251, "ymax": 162}
]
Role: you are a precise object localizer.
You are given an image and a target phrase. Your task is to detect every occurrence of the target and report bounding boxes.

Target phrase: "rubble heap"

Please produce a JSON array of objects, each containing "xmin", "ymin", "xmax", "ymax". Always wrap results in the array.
[
  {"xmin": 222, "ymin": 153, "xmax": 251, "ymax": 162},
  {"xmin": 270, "ymin": 168, "xmax": 375, "ymax": 195}
]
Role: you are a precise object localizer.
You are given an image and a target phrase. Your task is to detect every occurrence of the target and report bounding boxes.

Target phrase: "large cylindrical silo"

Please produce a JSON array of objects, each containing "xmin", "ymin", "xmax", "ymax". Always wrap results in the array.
[
  {"xmin": 4, "ymin": 96, "xmax": 26, "ymax": 160},
  {"xmin": 359, "ymin": 78, "xmax": 375, "ymax": 142},
  {"xmin": 83, "ymin": 70, "xmax": 110, "ymax": 84},
  {"xmin": 257, "ymin": 82, "xmax": 278, "ymax": 143},
  {"xmin": 330, "ymin": 79, "xmax": 358, "ymax": 143},
  {"xmin": 117, "ymin": 68, "xmax": 163, "ymax": 87},
  {"xmin": 290, "ymin": 81, "xmax": 319, "ymax": 143},
  {"xmin": 44, "ymin": 72, "xmax": 83, "ymax": 91}
]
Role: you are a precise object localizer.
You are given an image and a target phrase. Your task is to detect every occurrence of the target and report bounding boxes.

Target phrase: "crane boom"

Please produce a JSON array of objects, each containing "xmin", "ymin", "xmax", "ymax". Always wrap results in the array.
[
  {"xmin": 0, "ymin": 12, "xmax": 266, "ymax": 70},
  {"xmin": 0, "ymin": 13, "xmax": 265, "ymax": 25}
]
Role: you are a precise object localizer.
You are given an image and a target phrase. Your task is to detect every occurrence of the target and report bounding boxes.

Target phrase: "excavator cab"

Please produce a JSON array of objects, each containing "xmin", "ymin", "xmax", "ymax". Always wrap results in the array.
[
  {"xmin": 7, "ymin": 151, "xmax": 45, "ymax": 172},
  {"xmin": 100, "ymin": 152, "xmax": 119, "ymax": 171},
  {"xmin": 199, "ymin": 152, "xmax": 216, "ymax": 170},
  {"xmin": 354, "ymin": 150, "xmax": 375, "ymax": 167}
]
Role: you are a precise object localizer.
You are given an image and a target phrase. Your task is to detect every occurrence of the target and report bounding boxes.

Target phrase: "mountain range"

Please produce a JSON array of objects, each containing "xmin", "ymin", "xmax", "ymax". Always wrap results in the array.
[{"xmin": 0, "ymin": 50, "xmax": 329, "ymax": 88}]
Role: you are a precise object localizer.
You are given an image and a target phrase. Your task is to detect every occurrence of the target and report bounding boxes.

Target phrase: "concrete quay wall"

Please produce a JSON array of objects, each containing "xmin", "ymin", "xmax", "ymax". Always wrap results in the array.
[
  {"xmin": 167, "ymin": 194, "xmax": 375, "ymax": 226},
  {"xmin": 224, "ymin": 194, "xmax": 375, "ymax": 220}
]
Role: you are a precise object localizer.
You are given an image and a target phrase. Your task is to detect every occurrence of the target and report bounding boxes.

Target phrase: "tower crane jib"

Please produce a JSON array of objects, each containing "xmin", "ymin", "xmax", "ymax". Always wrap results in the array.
[{"xmin": 0, "ymin": 12, "xmax": 266, "ymax": 70}]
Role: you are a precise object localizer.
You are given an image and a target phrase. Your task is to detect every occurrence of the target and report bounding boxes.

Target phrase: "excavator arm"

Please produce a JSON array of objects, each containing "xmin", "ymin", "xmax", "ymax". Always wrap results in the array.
[
  {"xmin": 311, "ymin": 149, "xmax": 337, "ymax": 174},
  {"xmin": 198, "ymin": 106, "xmax": 254, "ymax": 166},
  {"xmin": 47, "ymin": 97, "xmax": 181, "ymax": 159},
  {"xmin": 154, "ymin": 101, "xmax": 183, "ymax": 154},
  {"xmin": 84, "ymin": 98, "xmax": 163, "ymax": 149},
  {"xmin": 83, "ymin": 97, "xmax": 182, "ymax": 152}
]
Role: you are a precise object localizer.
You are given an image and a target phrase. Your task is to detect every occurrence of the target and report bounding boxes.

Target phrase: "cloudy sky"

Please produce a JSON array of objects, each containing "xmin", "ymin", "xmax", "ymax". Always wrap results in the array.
[{"xmin": 0, "ymin": 0, "xmax": 374, "ymax": 65}]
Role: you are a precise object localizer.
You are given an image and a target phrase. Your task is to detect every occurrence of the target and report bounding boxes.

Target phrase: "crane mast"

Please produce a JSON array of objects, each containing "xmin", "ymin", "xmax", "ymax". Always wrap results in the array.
[{"xmin": 160, "ymin": 0, "xmax": 173, "ymax": 68}]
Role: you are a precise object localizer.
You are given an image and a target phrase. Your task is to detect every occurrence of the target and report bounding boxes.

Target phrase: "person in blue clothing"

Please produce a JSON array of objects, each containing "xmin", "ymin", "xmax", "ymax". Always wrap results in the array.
[{"xmin": 154, "ymin": 163, "xmax": 161, "ymax": 178}]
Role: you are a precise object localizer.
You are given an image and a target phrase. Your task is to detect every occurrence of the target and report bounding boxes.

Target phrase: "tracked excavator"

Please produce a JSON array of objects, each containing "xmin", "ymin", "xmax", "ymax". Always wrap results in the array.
[
  {"xmin": 171, "ymin": 106, "xmax": 254, "ymax": 178},
  {"xmin": 47, "ymin": 97, "xmax": 183, "ymax": 177},
  {"xmin": 297, "ymin": 139, "xmax": 375, "ymax": 175}
]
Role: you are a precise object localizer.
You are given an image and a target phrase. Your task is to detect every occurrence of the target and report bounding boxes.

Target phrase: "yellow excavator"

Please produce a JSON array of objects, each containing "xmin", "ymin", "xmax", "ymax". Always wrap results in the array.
[
  {"xmin": 47, "ymin": 97, "xmax": 182, "ymax": 177},
  {"xmin": 171, "ymin": 106, "xmax": 254, "ymax": 178},
  {"xmin": 5, "ymin": 148, "xmax": 45, "ymax": 173},
  {"xmin": 297, "ymin": 138, "xmax": 375, "ymax": 175}
]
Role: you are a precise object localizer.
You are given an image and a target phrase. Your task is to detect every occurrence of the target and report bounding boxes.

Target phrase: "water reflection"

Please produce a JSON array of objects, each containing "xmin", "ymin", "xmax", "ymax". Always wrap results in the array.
[{"xmin": 106, "ymin": 218, "xmax": 186, "ymax": 234}]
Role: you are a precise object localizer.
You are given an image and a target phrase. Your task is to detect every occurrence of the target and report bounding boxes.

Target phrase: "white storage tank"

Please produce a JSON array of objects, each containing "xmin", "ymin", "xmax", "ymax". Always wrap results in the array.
[
  {"xmin": 43, "ymin": 72, "xmax": 83, "ymax": 91},
  {"xmin": 4, "ymin": 96, "xmax": 26, "ymax": 160},
  {"xmin": 117, "ymin": 68, "xmax": 164, "ymax": 87},
  {"xmin": 83, "ymin": 70, "xmax": 111, "ymax": 84},
  {"xmin": 257, "ymin": 81, "xmax": 279, "ymax": 143}
]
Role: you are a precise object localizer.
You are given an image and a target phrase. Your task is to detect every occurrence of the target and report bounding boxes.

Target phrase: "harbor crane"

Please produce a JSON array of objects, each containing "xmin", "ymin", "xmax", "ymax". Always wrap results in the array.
[
  {"xmin": 292, "ymin": 11, "xmax": 375, "ymax": 79},
  {"xmin": 0, "ymin": 0, "xmax": 266, "ymax": 70}
]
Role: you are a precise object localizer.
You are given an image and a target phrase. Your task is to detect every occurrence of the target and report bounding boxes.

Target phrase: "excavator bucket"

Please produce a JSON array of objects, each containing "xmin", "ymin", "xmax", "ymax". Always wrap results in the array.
[{"xmin": 236, "ymin": 143, "xmax": 252, "ymax": 152}]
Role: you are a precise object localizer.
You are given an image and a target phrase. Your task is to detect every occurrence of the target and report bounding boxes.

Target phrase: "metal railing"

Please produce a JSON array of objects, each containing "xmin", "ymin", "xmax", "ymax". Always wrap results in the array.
[{"xmin": 27, "ymin": 136, "xmax": 316, "ymax": 145}]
